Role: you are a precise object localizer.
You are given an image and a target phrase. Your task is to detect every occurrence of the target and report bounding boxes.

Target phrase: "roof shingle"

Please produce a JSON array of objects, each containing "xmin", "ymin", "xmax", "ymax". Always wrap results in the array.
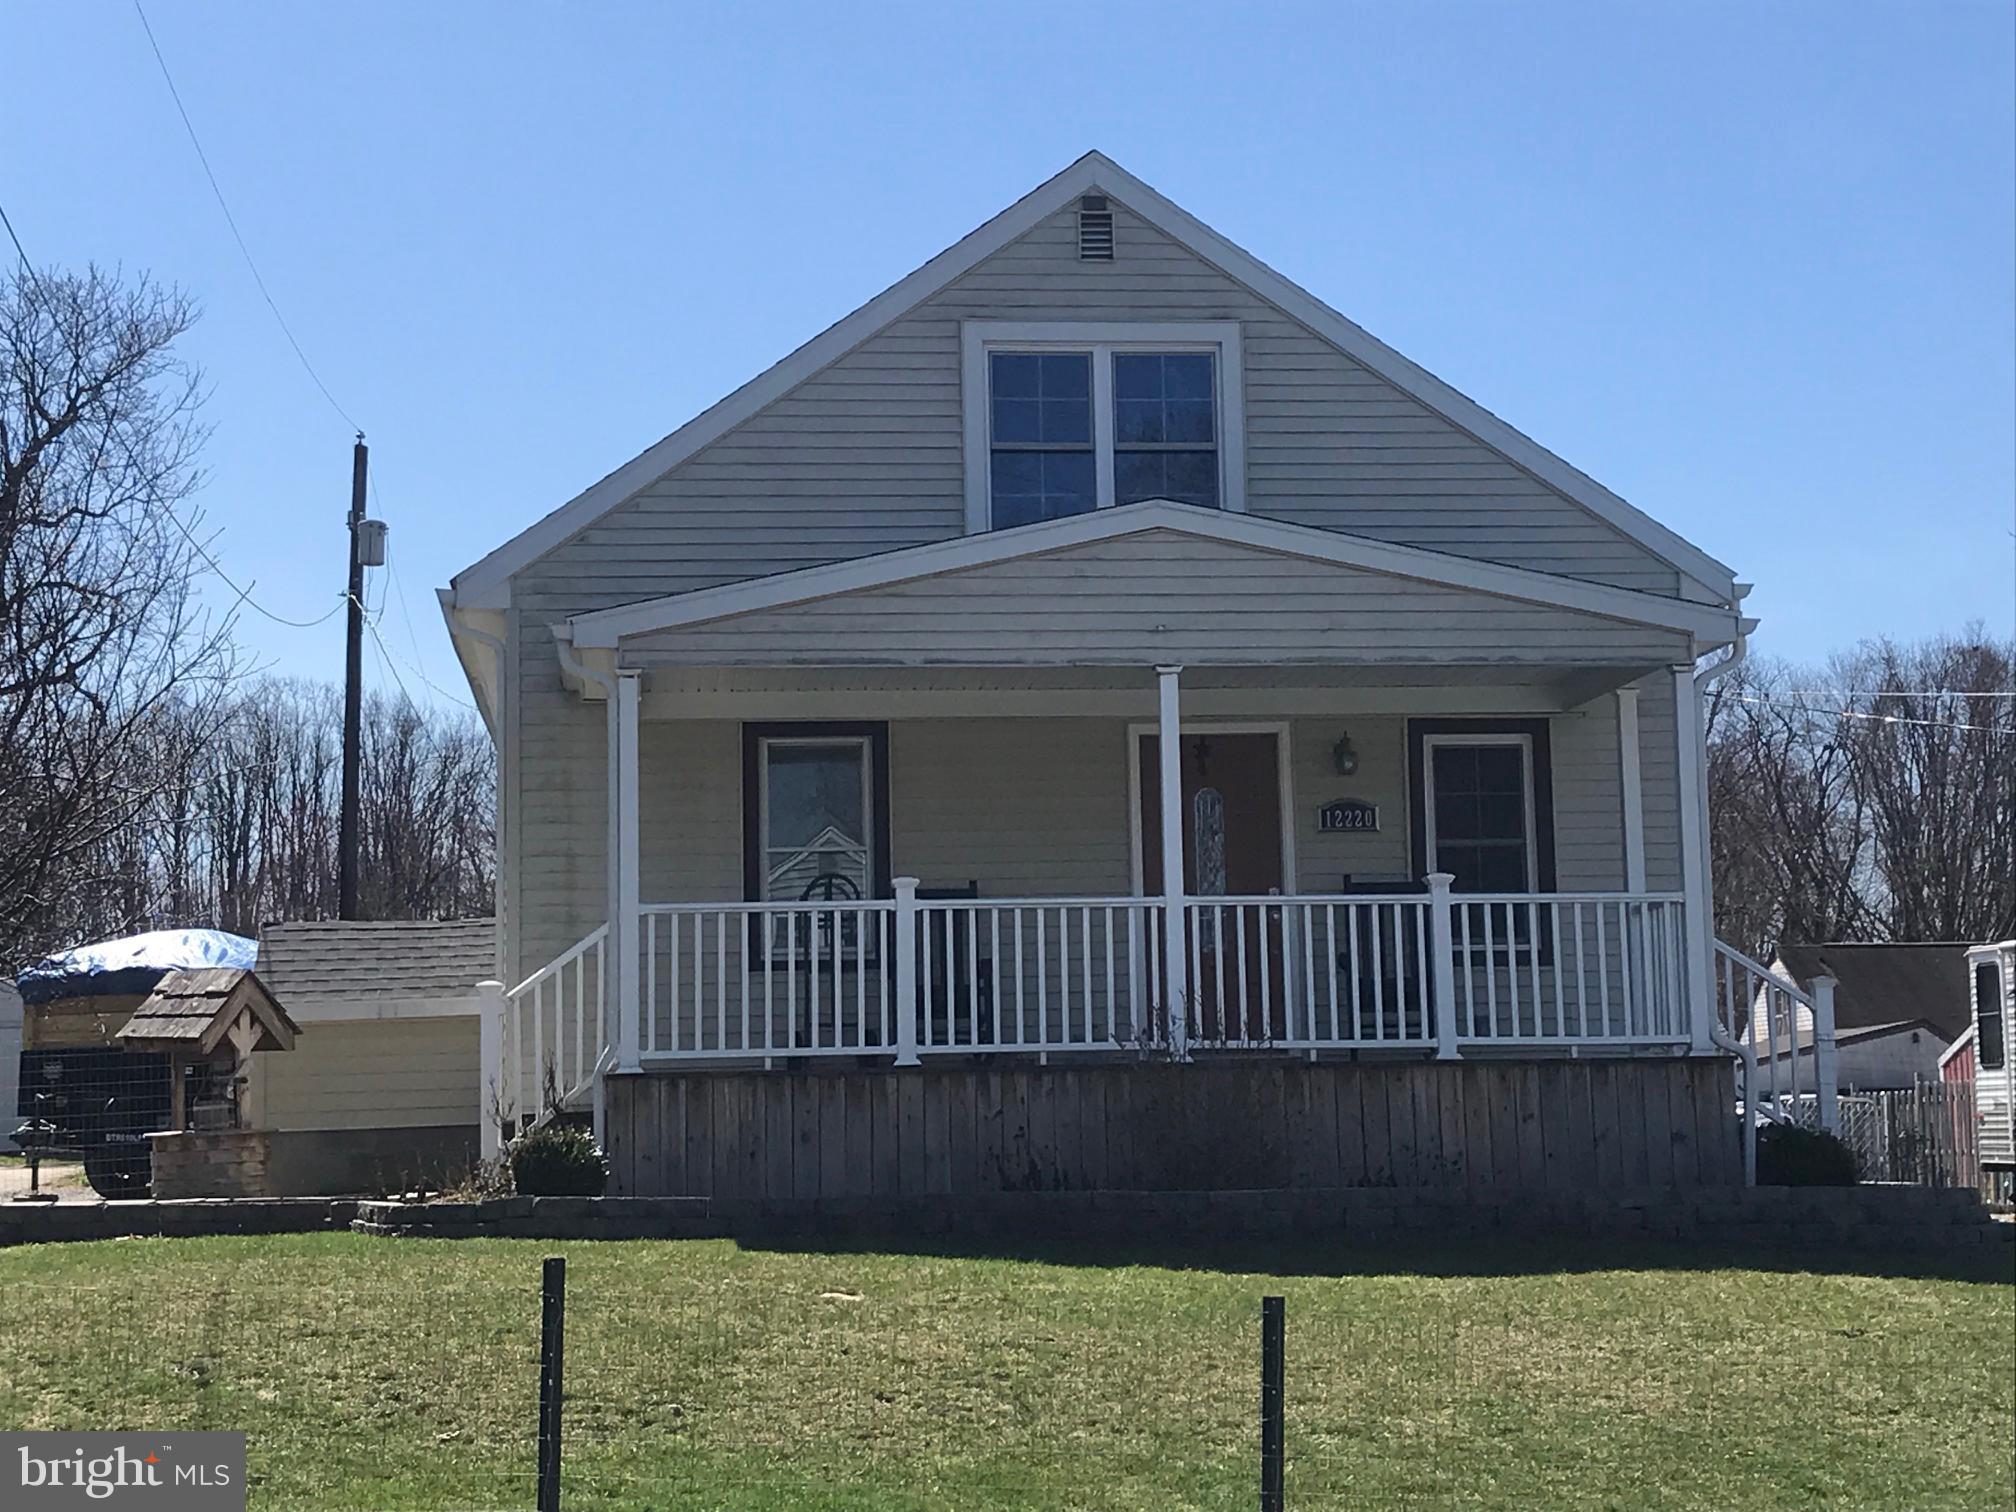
[
  {"xmin": 1772, "ymin": 943, "xmax": 1975, "ymax": 1040},
  {"xmin": 255, "ymin": 919, "xmax": 496, "ymax": 1016}
]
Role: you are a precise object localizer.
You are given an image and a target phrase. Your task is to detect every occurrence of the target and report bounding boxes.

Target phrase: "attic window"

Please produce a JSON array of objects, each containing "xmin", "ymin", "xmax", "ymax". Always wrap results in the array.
[
  {"xmin": 960, "ymin": 321, "xmax": 1246, "ymax": 530},
  {"xmin": 1077, "ymin": 196, "xmax": 1114, "ymax": 261}
]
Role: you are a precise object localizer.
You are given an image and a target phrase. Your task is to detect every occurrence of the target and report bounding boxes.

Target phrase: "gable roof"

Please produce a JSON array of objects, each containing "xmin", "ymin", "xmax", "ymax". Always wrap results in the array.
[
  {"xmin": 1772, "ymin": 943, "xmax": 1976, "ymax": 1041},
  {"xmin": 450, "ymin": 152, "xmax": 1739, "ymax": 611},
  {"xmin": 566, "ymin": 500, "xmax": 1743, "ymax": 650},
  {"xmin": 115, "ymin": 968, "xmax": 299, "ymax": 1056},
  {"xmin": 256, "ymin": 918, "xmax": 496, "ymax": 1018},
  {"xmin": 1758, "ymin": 1017, "xmax": 1954, "ymax": 1058}
]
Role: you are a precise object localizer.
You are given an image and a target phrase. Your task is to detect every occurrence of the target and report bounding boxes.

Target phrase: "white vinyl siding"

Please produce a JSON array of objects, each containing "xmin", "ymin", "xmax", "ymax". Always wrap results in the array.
[
  {"xmin": 621, "ymin": 532, "xmax": 1692, "ymax": 668},
  {"xmin": 503, "ymin": 199, "xmax": 1698, "ymax": 977},
  {"xmin": 521, "ymin": 201, "xmax": 1681, "ymax": 610},
  {"xmin": 508, "ymin": 708, "xmax": 1660, "ymax": 983},
  {"xmin": 256, "ymin": 1018, "xmax": 479, "ymax": 1132}
]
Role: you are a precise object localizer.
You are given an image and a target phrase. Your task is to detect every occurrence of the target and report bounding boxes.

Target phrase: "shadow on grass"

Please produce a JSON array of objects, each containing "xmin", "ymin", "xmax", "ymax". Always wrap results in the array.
[{"xmin": 730, "ymin": 1227, "xmax": 2016, "ymax": 1285}]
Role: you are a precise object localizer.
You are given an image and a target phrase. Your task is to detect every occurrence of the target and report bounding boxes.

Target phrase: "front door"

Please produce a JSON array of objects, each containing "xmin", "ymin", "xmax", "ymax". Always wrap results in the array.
[{"xmin": 1139, "ymin": 732, "xmax": 1286, "ymax": 1043}]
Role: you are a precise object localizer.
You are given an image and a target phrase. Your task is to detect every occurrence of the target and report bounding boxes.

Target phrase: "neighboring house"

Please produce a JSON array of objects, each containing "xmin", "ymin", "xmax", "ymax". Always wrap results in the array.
[
  {"xmin": 441, "ymin": 152, "xmax": 1766, "ymax": 1199},
  {"xmin": 1748, "ymin": 943, "xmax": 1973, "ymax": 1092},
  {"xmin": 248, "ymin": 919, "xmax": 495, "ymax": 1194}
]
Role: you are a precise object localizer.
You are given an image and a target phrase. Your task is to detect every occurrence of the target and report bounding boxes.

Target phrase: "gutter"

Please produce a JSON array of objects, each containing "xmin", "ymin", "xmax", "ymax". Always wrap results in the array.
[{"xmin": 552, "ymin": 623, "xmax": 617, "ymax": 700}]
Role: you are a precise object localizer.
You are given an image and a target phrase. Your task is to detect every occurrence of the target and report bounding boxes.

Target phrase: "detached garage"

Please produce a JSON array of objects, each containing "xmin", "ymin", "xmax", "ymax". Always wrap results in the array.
[{"xmin": 247, "ymin": 918, "xmax": 495, "ymax": 1195}]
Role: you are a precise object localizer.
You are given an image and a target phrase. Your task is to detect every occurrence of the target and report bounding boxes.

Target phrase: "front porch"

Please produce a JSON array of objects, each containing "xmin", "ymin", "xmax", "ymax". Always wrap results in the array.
[
  {"xmin": 473, "ymin": 505, "xmax": 1781, "ymax": 1190},
  {"xmin": 482, "ymin": 655, "xmax": 1725, "ymax": 1168}
]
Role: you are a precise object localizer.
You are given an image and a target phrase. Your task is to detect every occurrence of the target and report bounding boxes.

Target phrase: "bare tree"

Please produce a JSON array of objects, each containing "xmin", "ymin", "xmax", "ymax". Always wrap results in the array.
[
  {"xmin": 0, "ymin": 266, "xmax": 236, "ymax": 967},
  {"xmin": 1708, "ymin": 629, "xmax": 2015, "ymax": 956},
  {"xmin": 1839, "ymin": 632, "xmax": 2014, "ymax": 941},
  {"xmin": 121, "ymin": 679, "xmax": 492, "ymax": 936}
]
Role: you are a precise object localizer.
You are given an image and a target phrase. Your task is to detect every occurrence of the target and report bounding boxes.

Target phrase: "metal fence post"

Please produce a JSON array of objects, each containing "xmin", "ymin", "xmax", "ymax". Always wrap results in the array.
[
  {"xmin": 1261, "ymin": 1295, "xmax": 1285, "ymax": 1512},
  {"xmin": 538, "ymin": 1256, "xmax": 566, "ymax": 1512}
]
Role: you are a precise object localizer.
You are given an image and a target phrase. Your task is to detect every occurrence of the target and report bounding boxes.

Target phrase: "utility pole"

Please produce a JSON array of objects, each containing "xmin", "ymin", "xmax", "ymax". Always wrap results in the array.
[{"xmin": 338, "ymin": 434, "xmax": 368, "ymax": 920}]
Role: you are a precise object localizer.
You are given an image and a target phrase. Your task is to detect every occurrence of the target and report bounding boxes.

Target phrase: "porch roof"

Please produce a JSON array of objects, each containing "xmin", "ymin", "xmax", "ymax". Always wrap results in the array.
[{"xmin": 564, "ymin": 502, "xmax": 1745, "ymax": 674}]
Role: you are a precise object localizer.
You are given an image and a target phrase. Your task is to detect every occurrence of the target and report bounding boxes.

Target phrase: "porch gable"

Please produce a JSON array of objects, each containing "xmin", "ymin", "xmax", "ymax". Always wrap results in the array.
[{"xmin": 573, "ymin": 507, "xmax": 1725, "ymax": 670}]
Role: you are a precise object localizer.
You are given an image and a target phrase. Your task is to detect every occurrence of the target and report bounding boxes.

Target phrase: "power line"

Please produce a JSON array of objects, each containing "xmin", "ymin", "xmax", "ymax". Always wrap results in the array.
[
  {"xmin": 131, "ymin": 0, "xmax": 361, "ymax": 433},
  {"xmin": 1732, "ymin": 694, "xmax": 2014, "ymax": 737},
  {"xmin": 2, "ymin": 194, "xmax": 347, "ymax": 632},
  {"xmin": 170, "ymin": 511, "xmax": 349, "ymax": 629},
  {"xmin": 0, "ymin": 197, "xmax": 29, "ymax": 267},
  {"xmin": 1774, "ymin": 689, "xmax": 2016, "ymax": 699},
  {"xmin": 350, "ymin": 592, "xmax": 478, "ymax": 711}
]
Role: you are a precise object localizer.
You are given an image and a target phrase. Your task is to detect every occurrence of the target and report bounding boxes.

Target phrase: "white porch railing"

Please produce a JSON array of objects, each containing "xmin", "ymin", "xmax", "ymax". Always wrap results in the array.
[
  {"xmin": 494, "ymin": 924, "xmax": 608, "ymax": 1136},
  {"xmin": 606, "ymin": 885, "xmax": 1696, "ymax": 1064},
  {"xmin": 641, "ymin": 900, "xmax": 897, "ymax": 1058},
  {"xmin": 480, "ymin": 886, "xmax": 1727, "ymax": 1150},
  {"xmin": 1713, "ymin": 940, "xmax": 1839, "ymax": 1128}
]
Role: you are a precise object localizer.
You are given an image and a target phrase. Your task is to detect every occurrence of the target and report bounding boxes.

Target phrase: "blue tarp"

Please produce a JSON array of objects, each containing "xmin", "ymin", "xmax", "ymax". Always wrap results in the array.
[{"xmin": 17, "ymin": 929, "xmax": 259, "ymax": 1005}]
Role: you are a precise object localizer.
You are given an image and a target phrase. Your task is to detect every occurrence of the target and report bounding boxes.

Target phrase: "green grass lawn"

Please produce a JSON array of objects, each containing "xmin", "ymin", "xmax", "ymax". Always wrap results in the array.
[{"xmin": 0, "ymin": 1232, "xmax": 2010, "ymax": 1510}]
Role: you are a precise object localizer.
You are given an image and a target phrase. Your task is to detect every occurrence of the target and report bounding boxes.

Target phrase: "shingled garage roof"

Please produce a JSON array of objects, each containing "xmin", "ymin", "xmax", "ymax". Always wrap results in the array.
[
  {"xmin": 1774, "ymin": 943, "xmax": 1976, "ymax": 1041},
  {"xmin": 255, "ymin": 919, "xmax": 497, "ymax": 1019}
]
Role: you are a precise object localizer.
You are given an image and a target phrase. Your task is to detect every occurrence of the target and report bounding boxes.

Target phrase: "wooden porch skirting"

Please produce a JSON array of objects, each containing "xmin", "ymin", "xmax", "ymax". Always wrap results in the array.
[{"xmin": 604, "ymin": 1056, "xmax": 1740, "ymax": 1199}]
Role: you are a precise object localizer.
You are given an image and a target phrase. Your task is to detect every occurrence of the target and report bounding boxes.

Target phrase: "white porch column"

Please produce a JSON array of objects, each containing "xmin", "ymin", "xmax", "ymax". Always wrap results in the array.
[
  {"xmin": 892, "ymin": 876, "xmax": 920, "ymax": 1067},
  {"xmin": 1671, "ymin": 664, "xmax": 1715, "ymax": 1053},
  {"xmin": 1615, "ymin": 685, "xmax": 1646, "ymax": 893},
  {"xmin": 1155, "ymin": 665, "xmax": 1190, "ymax": 1058},
  {"xmin": 476, "ymin": 979, "xmax": 507, "ymax": 1160},
  {"xmin": 1810, "ymin": 973, "xmax": 1840, "ymax": 1133},
  {"xmin": 610, "ymin": 668, "xmax": 643, "ymax": 1072},
  {"xmin": 1426, "ymin": 873, "xmax": 1460, "ymax": 1059}
]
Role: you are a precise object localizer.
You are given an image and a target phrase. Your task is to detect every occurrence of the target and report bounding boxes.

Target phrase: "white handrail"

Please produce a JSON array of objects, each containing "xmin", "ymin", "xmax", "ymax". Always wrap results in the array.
[
  {"xmin": 1712, "ymin": 939, "xmax": 1839, "ymax": 1177},
  {"xmin": 498, "ymin": 924, "xmax": 610, "ymax": 1136}
]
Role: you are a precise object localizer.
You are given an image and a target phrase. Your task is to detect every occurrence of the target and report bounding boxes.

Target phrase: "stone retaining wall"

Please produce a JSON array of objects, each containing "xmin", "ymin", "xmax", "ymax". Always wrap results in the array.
[
  {"xmin": 0, "ymin": 1198, "xmax": 357, "ymax": 1247},
  {"xmin": 353, "ymin": 1183, "xmax": 2011, "ymax": 1252},
  {"xmin": 4, "ymin": 1185, "xmax": 2004, "ymax": 1254}
]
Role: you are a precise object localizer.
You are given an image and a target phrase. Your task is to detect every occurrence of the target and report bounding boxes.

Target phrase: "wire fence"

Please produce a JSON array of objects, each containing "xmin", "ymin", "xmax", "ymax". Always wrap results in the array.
[
  {"xmin": 1836, "ymin": 1084, "xmax": 1980, "ymax": 1189},
  {"xmin": 0, "ymin": 1237, "xmax": 2009, "ymax": 1510}
]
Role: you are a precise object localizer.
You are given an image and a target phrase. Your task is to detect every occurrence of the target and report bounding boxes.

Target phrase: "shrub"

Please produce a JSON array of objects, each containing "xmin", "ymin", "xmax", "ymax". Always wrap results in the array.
[
  {"xmin": 441, "ymin": 1156, "xmax": 514, "ymax": 1202},
  {"xmin": 508, "ymin": 1124, "xmax": 610, "ymax": 1197},
  {"xmin": 1756, "ymin": 1122, "xmax": 1859, "ymax": 1186}
]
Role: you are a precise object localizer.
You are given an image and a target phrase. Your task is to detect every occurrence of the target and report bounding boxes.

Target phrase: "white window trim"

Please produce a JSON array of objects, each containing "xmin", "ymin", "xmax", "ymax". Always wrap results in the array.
[
  {"xmin": 1419, "ymin": 732, "xmax": 1540, "ymax": 894},
  {"xmin": 756, "ymin": 735, "xmax": 874, "ymax": 903},
  {"xmin": 962, "ymin": 320, "xmax": 1245, "ymax": 532}
]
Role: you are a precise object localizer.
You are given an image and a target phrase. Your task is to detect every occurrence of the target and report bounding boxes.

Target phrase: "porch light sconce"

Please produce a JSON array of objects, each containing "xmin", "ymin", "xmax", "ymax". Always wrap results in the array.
[{"xmin": 1332, "ymin": 735, "xmax": 1359, "ymax": 777}]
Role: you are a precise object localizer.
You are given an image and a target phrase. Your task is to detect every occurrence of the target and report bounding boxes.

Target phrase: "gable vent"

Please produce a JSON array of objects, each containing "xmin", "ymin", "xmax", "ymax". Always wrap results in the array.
[{"xmin": 1077, "ymin": 195, "xmax": 1114, "ymax": 261}]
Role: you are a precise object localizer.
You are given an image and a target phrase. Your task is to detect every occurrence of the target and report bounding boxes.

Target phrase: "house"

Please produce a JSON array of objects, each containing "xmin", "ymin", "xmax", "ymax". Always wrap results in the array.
[
  {"xmin": 441, "ymin": 152, "xmax": 1781, "ymax": 1200},
  {"xmin": 1747, "ymin": 943, "xmax": 1974, "ymax": 1092},
  {"xmin": 247, "ymin": 919, "xmax": 495, "ymax": 1194}
]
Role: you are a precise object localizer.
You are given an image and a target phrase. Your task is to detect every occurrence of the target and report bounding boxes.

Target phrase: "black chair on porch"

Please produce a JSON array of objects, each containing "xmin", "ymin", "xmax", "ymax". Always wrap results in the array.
[
  {"xmin": 1336, "ymin": 874, "xmax": 1431, "ymax": 1040},
  {"xmin": 917, "ymin": 881, "xmax": 996, "ymax": 1049},
  {"xmin": 793, "ymin": 872, "xmax": 873, "ymax": 1049}
]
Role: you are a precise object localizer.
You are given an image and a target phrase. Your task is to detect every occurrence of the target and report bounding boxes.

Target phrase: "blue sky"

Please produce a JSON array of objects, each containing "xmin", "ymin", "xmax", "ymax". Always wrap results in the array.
[{"xmin": 8, "ymin": 2, "xmax": 2012, "ymax": 707}]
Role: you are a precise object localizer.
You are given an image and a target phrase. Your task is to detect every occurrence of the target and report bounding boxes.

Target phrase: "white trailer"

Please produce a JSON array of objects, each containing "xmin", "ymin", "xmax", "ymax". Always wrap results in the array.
[{"xmin": 1965, "ymin": 940, "xmax": 2013, "ymax": 1174}]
